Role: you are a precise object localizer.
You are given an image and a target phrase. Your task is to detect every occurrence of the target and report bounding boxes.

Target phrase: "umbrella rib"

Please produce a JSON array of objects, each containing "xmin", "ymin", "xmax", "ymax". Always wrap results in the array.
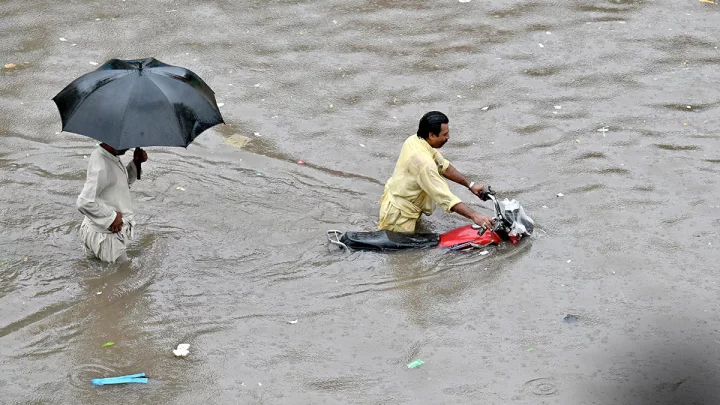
[
  {"xmin": 146, "ymin": 73, "xmax": 184, "ymax": 145},
  {"xmin": 58, "ymin": 71, "xmax": 130, "ymax": 131},
  {"xmin": 116, "ymin": 77, "xmax": 141, "ymax": 148}
]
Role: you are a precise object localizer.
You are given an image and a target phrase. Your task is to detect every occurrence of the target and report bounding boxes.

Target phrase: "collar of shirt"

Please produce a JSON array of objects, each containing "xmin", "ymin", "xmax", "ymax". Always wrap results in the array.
[{"xmin": 97, "ymin": 146, "xmax": 128, "ymax": 174}]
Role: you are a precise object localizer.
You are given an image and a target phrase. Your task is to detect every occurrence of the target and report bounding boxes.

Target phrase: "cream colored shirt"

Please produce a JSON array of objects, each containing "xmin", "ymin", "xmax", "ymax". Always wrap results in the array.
[
  {"xmin": 76, "ymin": 146, "xmax": 138, "ymax": 233},
  {"xmin": 382, "ymin": 135, "xmax": 462, "ymax": 217}
]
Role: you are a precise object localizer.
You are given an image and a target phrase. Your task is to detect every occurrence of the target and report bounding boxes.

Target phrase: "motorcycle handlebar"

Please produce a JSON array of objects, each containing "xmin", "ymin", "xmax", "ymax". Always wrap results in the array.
[{"xmin": 478, "ymin": 185, "xmax": 496, "ymax": 201}]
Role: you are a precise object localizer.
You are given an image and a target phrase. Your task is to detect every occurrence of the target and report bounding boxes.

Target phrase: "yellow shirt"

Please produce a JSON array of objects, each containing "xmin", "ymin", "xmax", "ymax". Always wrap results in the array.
[{"xmin": 378, "ymin": 135, "xmax": 462, "ymax": 230}]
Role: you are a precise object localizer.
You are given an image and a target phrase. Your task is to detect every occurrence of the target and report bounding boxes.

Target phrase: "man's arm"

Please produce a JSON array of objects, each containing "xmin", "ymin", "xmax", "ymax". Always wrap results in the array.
[
  {"xmin": 443, "ymin": 164, "xmax": 485, "ymax": 197},
  {"xmin": 451, "ymin": 202, "xmax": 494, "ymax": 230},
  {"xmin": 126, "ymin": 148, "xmax": 148, "ymax": 185},
  {"xmin": 77, "ymin": 167, "xmax": 119, "ymax": 230},
  {"xmin": 417, "ymin": 164, "xmax": 494, "ymax": 229}
]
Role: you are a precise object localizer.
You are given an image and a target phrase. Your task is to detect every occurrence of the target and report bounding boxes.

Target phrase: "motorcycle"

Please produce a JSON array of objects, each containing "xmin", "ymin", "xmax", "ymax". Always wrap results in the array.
[{"xmin": 326, "ymin": 187, "xmax": 534, "ymax": 252}]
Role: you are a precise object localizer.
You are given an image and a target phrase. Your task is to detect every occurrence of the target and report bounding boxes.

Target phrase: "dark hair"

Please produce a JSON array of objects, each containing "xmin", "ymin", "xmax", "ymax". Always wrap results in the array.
[{"xmin": 417, "ymin": 111, "xmax": 449, "ymax": 139}]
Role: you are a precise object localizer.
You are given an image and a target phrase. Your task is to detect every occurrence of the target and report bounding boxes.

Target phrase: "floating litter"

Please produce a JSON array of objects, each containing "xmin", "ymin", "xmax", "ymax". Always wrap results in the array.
[
  {"xmin": 217, "ymin": 103, "xmax": 224, "ymax": 107},
  {"xmin": 287, "ymin": 319, "xmax": 298, "ymax": 324},
  {"xmin": 407, "ymin": 360, "xmax": 425, "ymax": 369},
  {"xmin": 59, "ymin": 37, "xmax": 67, "ymax": 42},
  {"xmin": 173, "ymin": 343, "xmax": 190, "ymax": 357},
  {"xmin": 176, "ymin": 187, "xmax": 185, "ymax": 191},
  {"xmin": 557, "ymin": 193, "xmax": 564, "ymax": 197}
]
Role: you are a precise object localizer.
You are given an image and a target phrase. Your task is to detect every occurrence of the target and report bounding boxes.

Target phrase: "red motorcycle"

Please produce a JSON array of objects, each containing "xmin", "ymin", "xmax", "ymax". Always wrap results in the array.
[{"xmin": 327, "ymin": 188, "xmax": 534, "ymax": 252}]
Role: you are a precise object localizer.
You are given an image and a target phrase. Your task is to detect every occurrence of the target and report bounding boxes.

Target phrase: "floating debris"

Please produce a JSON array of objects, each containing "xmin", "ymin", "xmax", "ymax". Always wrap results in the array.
[
  {"xmin": 92, "ymin": 373, "xmax": 147, "ymax": 386},
  {"xmin": 89, "ymin": 62, "xmax": 98, "ymax": 66},
  {"xmin": 459, "ymin": 0, "xmax": 471, "ymax": 3},
  {"xmin": 567, "ymin": 260, "xmax": 571, "ymax": 263},
  {"xmin": 102, "ymin": 342, "xmax": 115, "ymax": 348},
  {"xmin": 173, "ymin": 343, "xmax": 190, "ymax": 357},
  {"xmin": 564, "ymin": 314, "xmax": 580, "ymax": 323},
  {"xmin": 59, "ymin": 37, "xmax": 67, "ymax": 42},
  {"xmin": 287, "ymin": 319, "xmax": 298, "ymax": 324},
  {"xmin": 217, "ymin": 103, "xmax": 224, "ymax": 107},
  {"xmin": 700, "ymin": 0, "xmax": 715, "ymax": 4},
  {"xmin": 329, "ymin": 104, "xmax": 334, "ymax": 109},
  {"xmin": 225, "ymin": 134, "xmax": 250, "ymax": 148},
  {"xmin": 539, "ymin": 43, "xmax": 544, "ymax": 48},
  {"xmin": 407, "ymin": 360, "xmax": 425, "ymax": 369},
  {"xmin": 4, "ymin": 63, "xmax": 17, "ymax": 69},
  {"xmin": 554, "ymin": 106, "xmax": 562, "ymax": 110},
  {"xmin": 557, "ymin": 193, "xmax": 564, "ymax": 197},
  {"xmin": 176, "ymin": 186, "xmax": 186, "ymax": 191},
  {"xmin": 481, "ymin": 106, "xmax": 489, "ymax": 111},
  {"xmin": 296, "ymin": 161, "xmax": 304, "ymax": 165}
]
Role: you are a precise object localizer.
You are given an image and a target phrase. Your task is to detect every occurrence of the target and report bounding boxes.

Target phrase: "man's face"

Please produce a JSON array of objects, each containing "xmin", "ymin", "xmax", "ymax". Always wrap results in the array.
[{"xmin": 428, "ymin": 123, "xmax": 450, "ymax": 148}]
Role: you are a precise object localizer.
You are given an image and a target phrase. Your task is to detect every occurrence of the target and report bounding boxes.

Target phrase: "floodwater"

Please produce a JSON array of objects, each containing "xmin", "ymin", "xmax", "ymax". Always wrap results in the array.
[{"xmin": 1, "ymin": 0, "xmax": 720, "ymax": 403}]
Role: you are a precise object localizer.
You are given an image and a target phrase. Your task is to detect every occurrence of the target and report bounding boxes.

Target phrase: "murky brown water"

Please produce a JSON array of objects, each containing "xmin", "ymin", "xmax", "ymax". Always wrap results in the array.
[{"xmin": 2, "ymin": 0, "xmax": 720, "ymax": 403}]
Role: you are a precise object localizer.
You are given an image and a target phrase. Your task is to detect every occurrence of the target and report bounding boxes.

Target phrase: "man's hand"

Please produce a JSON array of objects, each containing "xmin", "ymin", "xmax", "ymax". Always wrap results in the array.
[
  {"xmin": 469, "ymin": 183, "xmax": 485, "ymax": 197},
  {"xmin": 472, "ymin": 214, "xmax": 494, "ymax": 230},
  {"xmin": 133, "ymin": 148, "xmax": 148, "ymax": 164},
  {"xmin": 109, "ymin": 211, "xmax": 123, "ymax": 233}
]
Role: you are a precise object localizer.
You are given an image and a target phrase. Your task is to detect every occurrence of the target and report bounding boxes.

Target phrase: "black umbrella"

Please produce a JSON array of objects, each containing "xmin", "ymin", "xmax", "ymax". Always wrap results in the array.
[{"xmin": 52, "ymin": 57, "xmax": 224, "ymax": 150}]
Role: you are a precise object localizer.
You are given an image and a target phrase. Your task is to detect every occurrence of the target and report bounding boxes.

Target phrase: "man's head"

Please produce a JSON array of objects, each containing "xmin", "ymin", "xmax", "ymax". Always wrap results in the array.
[
  {"xmin": 417, "ymin": 111, "xmax": 449, "ymax": 148},
  {"xmin": 100, "ymin": 143, "xmax": 129, "ymax": 156}
]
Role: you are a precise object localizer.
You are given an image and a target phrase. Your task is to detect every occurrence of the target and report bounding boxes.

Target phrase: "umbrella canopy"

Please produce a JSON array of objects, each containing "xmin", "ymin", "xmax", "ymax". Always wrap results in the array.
[{"xmin": 52, "ymin": 58, "xmax": 224, "ymax": 150}]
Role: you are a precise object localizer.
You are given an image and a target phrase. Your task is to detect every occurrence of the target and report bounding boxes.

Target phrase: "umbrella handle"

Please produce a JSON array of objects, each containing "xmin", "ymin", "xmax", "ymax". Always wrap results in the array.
[{"xmin": 134, "ymin": 147, "xmax": 143, "ymax": 180}]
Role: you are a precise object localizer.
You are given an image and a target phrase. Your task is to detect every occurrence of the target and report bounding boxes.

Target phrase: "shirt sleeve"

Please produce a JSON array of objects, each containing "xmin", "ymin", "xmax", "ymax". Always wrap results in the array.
[
  {"xmin": 433, "ymin": 150, "xmax": 451, "ymax": 174},
  {"xmin": 417, "ymin": 162, "xmax": 462, "ymax": 213},
  {"xmin": 76, "ymin": 165, "xmax": 117, "ymax": 228},
  {"xmin": 126, "ymin": 160, "xmax": 137, "ymax": 187}
]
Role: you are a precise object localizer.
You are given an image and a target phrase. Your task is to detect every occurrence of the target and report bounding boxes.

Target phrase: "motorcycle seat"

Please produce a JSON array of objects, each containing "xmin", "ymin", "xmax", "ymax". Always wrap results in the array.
[{"xmin": 339, "ymin": 230, "xmax": 440, "ymax": 251}]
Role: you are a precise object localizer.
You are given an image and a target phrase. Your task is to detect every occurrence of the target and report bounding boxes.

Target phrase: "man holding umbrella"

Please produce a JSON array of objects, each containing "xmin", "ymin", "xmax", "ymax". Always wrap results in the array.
[
  {"xmin": 76, "ymin": 145, "xmax": 148, "ymax": 263},
  {"xmin": 54, "ymin": 58, "xmax": 224, "ymax": 263}
]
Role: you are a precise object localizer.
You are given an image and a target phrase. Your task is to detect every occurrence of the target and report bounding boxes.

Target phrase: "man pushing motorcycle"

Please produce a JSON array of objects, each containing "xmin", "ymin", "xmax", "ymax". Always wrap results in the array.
[{"xmin": 378, "ymin": 111, "xmax": 495, "ymax": 233}]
